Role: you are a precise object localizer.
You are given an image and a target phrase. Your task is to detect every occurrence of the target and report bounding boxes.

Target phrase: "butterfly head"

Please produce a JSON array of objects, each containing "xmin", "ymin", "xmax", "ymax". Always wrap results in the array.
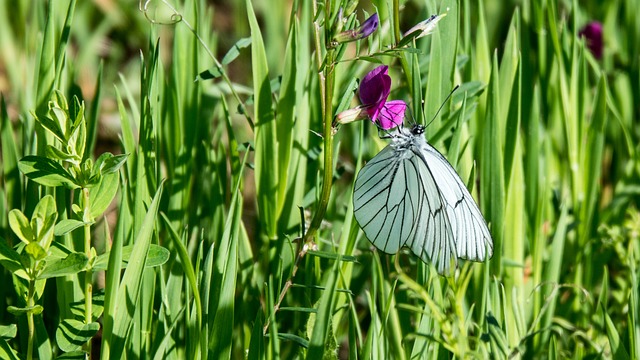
[{"xmin": 411, "ymin": 124, "xmax": 425, "ymax": 136}]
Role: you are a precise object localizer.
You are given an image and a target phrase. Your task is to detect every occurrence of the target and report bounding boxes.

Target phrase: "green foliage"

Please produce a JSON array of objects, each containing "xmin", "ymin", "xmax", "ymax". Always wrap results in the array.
[{"xmin": 0, "ymin": 0, "xmax": 638, "ymax": 359}]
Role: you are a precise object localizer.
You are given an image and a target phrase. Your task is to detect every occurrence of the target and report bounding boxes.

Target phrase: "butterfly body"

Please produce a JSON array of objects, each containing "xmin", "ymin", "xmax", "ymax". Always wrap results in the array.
[{"xmin": 353, "ymin": 124, "xmax": 493, "ymax": 274}]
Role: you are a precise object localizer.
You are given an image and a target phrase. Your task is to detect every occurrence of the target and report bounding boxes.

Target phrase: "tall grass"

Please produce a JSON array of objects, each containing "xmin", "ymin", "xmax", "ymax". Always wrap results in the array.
[{"xmin": 0, "ymin": 0, "xmax": 638, "ymax": 358}]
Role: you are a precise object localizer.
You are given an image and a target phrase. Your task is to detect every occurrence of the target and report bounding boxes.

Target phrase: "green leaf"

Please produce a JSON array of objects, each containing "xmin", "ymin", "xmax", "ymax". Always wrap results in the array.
[
  {"xmin": 90, "ymin": 171, "xmax": 119, "ymax": 218},
  {"xmin": 221, "ymin": 37, "xmax": 251, "ymax": 65},
  {"xmin": 278, "ymin": 333, "xmax": 309, "ymax": 348},
  {"xmin": 0, "ymin": 338, "xmax": 20, "ymax": 360},
  {"xmin": 196, "ymin": 65, "xmax": 223, "ymax": 81},
  {"xmin": 0, "ymin": 324, "xmax": 17, "ymax": 339},
  {"xmin": 56, "ymin": 351, "xmax": 89, "ymax": 360},
  {"xmin": 8, "ymin": 209, "xmax": 33, "ymax": 244},
  {"xmin": 45, "ymin": 144, "xmax": 78, "ymax": 164},
  {"xmin": 54, "ymin": 219, "xmax": 87, "ymax": 236},
  {"xmin": 95, "ymin": 152, "xmax": 128, "ymax": 175},
  {"xmin": 0, "ymin": 237, "xmax": 28, "ymax": 279},
  {"xmin": 7, "ymin": 305, "xmax": 44, "ymax": 316},
  {"xmin": 18, "ymin": 156, "xmax": 79, "ymax": 189},
  {"xmin": 33, "ymin": 196, "xmax": 57, "ymax": 249},
  {"xmin": 38, "ymin": 252, "xmax": 88, "ymax": 279},
  {"xmin": 55, "ymin": 319, "xmax": 100, "ymax": 352},
  {"xmin": 601, "ymin": 303, "xmax": 631, "ymax": 360},
  {"xmin": 92, "ymin": 244, "xmax": 169, "ymax": 271},
  {"xmin": 25, "ymin": 242, "xmax": 47, "ymax": 261}
]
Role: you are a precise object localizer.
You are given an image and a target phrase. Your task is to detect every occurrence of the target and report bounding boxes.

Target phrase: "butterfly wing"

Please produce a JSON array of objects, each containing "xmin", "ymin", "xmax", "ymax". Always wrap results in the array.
[
  {"xmin": 353, "ymin": 142, "xmax": 458, "ymax": 274},
  {"xmin": 353, "ymin": 145, "xmax": 415, "ymax": 254},
  {"xmin": 353, "ymin": 136, "xmax": 493, "ymax": 275},
  {"xmin": 415, "ymin": 139, "xmax": 494, "ymax": 263}
]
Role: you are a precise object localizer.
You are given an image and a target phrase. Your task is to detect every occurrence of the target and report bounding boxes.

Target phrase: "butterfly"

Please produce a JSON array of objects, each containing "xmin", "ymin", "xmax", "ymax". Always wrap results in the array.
[{"xmin": 353, "ymin": 120, "xmax": 493, "ymax": 275}]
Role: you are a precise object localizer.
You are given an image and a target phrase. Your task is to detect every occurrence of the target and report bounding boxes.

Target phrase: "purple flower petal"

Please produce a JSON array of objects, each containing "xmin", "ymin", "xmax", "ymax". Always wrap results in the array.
[
  {"xmin": 359, "ymin": 65, "xmax": 391, "ymax": 120},
  {"xmin": 376, "ymin": 100, "xmax": 406, "ymax": 130}
]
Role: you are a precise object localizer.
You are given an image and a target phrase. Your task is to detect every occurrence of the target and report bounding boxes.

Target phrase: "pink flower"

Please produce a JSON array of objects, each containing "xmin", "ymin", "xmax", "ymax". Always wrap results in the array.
[
  {"xmin": 579, "ymin": 21, "xmax": 603, "ymax": 59},
  {"xmin": 359, "ymin": 66, "xmax": 406, "ymax": 130}
]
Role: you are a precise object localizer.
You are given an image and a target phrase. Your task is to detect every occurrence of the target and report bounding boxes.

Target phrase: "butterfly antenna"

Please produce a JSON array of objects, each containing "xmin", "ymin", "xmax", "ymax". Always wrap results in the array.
[{"xmin": 425, "ymin": 85, "xmax": 459, "ymax": 129}]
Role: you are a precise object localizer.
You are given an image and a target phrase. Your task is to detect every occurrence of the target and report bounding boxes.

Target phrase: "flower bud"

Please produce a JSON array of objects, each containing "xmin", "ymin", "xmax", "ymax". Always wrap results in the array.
[
  {"xmin": 579, "ymin": 21, "xmax": 603, "ymax": 59},
  {"xmin": 331, "ymin": 13, "xmax": 379, "ymax": 47},
  {"xmin": 335, "ymin": 106, "xmax": 369, "ymax": 126}
]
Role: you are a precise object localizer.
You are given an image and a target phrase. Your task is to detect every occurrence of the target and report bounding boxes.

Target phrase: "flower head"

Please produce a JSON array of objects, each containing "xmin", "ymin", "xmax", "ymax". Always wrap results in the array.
[
  {"xmin": 579, "ymin": 21, "xmax": 603, "ymax": 59},
  {"xmin": 332, "ymin": 13, "xmax": 379, "ymax": 47},
  {"xmin": 359, "ymin": 65, "xmax": 406, "ymax": 130}
]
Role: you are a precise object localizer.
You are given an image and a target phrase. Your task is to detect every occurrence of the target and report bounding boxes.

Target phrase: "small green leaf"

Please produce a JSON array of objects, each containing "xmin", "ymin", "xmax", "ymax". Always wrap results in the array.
[
  {"xmin": 37, "ymin": 213, "xmax": 57, "ymax": 250},
  {"xmin": 89, "ymin": 172, "xmax": 119, "ymax": 218},
  {"xmin": 0, "ymin": 325, "xmax": 16, "ymax": 340},
  {"xmin": 278, "ymin": 333, "xmax": 309, "ymax": 348},
  {"xmin": 18, "ymin": 156, "xmax": 79, "ymax": 189},
  {"xmin": 32, "ymin": 110, "xmax": 66, "ymax": 143},
  {"xmin": 8, "ymin": 210, "xmax": 33, "ymax": 244},
  {"xmin": 45, "ymin": 145, "xmax": 78, "ymax": 164},
  {"xmin": 222, "ymin": 37, "xmax": 252, "ymax": 65},
  {"xmin": 95, "ymin": 152, "xmax": 128, "ymax": 175},
  {"xmin": 92, "ymin": 244, "xmax": 169, "ymax": 271},
  {"xmin": 33, "ymin": 195, "xmax": 57, "ymax": 222},
  {"xmin": 56, "ymin": 351, "xmax": 89, "ymax": 360},
  {"xmin": 25, "ymin": 242, "xmax": 47, "ymax": 261},
  {"xmin": 196, "ymin": 65, "xmax": 223, "ymax": 81},
  {"xmin": 38, "ymin": 253, "xmax": 89, "ymax": 279},
  {"xmin": 54, "ymin": 219, "xmax": 87, "ymax": 236},
  {"xmin": 7, "ymin": 305, "xmax": 44, "ymax": 316},
  {"xmin": 0, "ymin": 238, "xmax": 28, "ymax": 279},
  {"xmin": 56, "ymin": 319, "xmax": 100, "ymax": 352},
  {"xmin": 68, "ymin": 290, "xmax": 105, "ymax": 320}
]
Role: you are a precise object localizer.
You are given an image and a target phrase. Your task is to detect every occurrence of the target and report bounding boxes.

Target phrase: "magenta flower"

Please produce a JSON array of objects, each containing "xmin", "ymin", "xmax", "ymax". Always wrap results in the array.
[
  {"xmin": 359, "ymin": 65, "xmax": 406, "ymax": 130},
  {"xmin": 579, "ymin": 21, "xmax": 603, "ymax": 59}
]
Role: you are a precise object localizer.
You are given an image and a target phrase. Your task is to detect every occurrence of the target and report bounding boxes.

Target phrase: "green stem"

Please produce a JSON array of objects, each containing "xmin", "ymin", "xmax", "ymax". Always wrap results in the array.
[
  {"xmin": 392, "ymin": 0, "xmax": 401, "ymax": 44},
  {"xmin": 27, "ymin": 279, "xmax": 35, "ymax": 360},
  {"xmin": 82, "ymin": 188, "xmax": 93, "ymax": 355},
  {"xmin": 304, "ymin": 48, "xmax": 336, "ymax": 243}
]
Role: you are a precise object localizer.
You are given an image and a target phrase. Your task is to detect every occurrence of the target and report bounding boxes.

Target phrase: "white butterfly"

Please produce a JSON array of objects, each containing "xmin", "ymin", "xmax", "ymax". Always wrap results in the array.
[{"xmin": 353, "ymin": 123, "xmax": 493, "ymax": 274}]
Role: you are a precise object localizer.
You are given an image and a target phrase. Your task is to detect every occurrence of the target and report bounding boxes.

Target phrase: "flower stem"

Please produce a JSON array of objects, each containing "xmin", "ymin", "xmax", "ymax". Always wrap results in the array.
[
  {"xmin": 304, "ymin": 48, "xmax": 336, "ymax": 243},
  {"xmin": 27, "ymin": 279, "xmax": 35, "ymax": 360},
  {"xmin": 82, "ymin": 188, "xmax": 93, "ymax": 355}
]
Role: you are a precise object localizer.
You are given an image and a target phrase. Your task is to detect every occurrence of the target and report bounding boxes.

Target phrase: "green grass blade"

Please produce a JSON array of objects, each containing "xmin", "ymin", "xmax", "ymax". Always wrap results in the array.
[
  {"xmin": 307, "ymin": 259, "xmax": 339, "ymax": 360},
  {"xmin": 480, "ymin": 52, "xmax": 505, "ymax": 276},
  {"xmin": 248, "ymin": 0, "xmax": 277, "ymax": 240},
  {"xmin": 208, "ymin": 191, "xmax": 242, "ymax": 359},
  {"xmin": 103, "ymin": 183, "xmax": 163, "ymax": 359},
  {"xmin": 275, "ymin": 18, "xmax": 298, "ymax": 222}
]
